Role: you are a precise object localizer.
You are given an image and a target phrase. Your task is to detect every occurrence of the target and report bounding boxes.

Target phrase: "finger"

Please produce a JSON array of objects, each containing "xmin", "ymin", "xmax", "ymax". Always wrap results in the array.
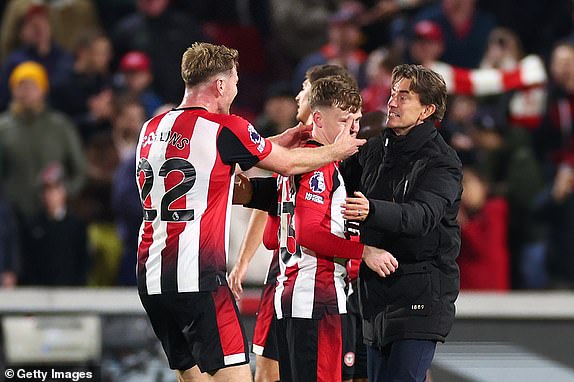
[
  {"xmin": 390, "ymin": 256, "xmax": 399, "ymax": 268},
  {"xmin": 377, "ymin": 265, "xmax": 388, "ymax": 278},
  {"xmin": 354, "ymin": 191, "xmax": 366, "ymax": 198}
]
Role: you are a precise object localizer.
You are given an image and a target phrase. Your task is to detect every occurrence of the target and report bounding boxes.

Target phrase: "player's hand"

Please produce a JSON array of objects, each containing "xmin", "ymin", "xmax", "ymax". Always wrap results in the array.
[
  {"xmin": 228, "ymin": 262, "xmax": 248, "ymax": 300},
  {"xmin": 232, "ymin": 173, "xmax": 253, "ymax": 205},
  {"xmin": 362, "ymin": 246, "xmax": 398, "ymax": 278},
  {"xmin": 342, "ymin": 191, "xmax": 370, "ymax": 221},
  {"xmin": 333, "ymin": 116, "xmax": 366, "ymax": 160},
  {"xmin": 270, "ymin": 122, "xmax": 312, "ymax": 148}
]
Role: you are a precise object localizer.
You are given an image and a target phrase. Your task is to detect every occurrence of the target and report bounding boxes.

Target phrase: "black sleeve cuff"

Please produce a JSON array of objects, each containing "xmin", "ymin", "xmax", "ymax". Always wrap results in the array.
[{"xmin": 244, "ymin": 177, "xmax": 278, "ymax": 215}]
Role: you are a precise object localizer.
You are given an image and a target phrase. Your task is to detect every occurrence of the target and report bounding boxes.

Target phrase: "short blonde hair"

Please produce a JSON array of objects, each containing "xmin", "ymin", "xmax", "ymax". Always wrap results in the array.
[{"xmin": 181, "ymin": 42, "xmax": 239, "ymax": 86}]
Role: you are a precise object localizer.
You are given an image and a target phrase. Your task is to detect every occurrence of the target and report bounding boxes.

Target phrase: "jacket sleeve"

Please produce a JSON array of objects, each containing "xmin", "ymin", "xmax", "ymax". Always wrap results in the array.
[{"xmin": 363, "ymin": 157, "xmax": 462, "ymax": 237}]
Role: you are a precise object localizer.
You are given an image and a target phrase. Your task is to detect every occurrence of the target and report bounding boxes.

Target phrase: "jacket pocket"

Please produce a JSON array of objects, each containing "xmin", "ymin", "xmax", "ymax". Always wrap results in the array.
[{"xmin": 383, "ymin": 262, "xmax": 433, "ymax": 318}]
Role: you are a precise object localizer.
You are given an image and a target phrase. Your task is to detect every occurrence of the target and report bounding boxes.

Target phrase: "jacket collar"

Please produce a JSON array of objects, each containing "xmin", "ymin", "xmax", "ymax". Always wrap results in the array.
[{"xmin": 383, "ymin": 120, "xmax": 437, "ymax": 157}]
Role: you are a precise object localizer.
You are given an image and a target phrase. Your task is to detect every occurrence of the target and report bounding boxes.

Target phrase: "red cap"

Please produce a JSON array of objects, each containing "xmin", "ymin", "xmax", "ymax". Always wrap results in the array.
[
  {"xmin": 413, "ymin": 20, "xmax": 443, "ymax": 42},
  {"xmin": 24, "ymin": 4, "xmax": 49, "ymax": 21},
  {"xmin": 119, "ymin": 51, "xmax": 151, "ymax": 72}
]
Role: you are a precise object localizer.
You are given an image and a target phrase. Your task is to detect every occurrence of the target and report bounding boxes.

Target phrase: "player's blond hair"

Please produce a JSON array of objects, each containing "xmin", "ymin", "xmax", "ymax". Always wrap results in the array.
[{"xmin": 181, "ymin": 42, "xmax": 239, "ymax": 86}]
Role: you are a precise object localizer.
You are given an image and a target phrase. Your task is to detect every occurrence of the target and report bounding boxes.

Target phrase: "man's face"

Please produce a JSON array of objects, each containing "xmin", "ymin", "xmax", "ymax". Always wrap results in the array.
[
  {"xmin": 295, "ymin": 79, "xmax": 312, "ymax": 123},
  {"xmin": 315, "ymin": 105, "xmax": 361, "ymax": 144},
  {"xmin": 12, "ymin": 79, "xmax": 45, "ymax": 109},
  {"xmin": 386, "ymin": 78, "xmax": 427, "ymax": 134}
]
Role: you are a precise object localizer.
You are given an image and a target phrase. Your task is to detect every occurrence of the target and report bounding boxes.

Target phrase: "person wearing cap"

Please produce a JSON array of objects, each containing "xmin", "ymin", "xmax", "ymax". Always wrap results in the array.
[
  {"xmin": 0, "ymin": 61, "xmax": 86, "ymax": 226},
  {"xmin": 116, "ymin": 50, "xmax": 163, "ymax": 118},
  {"xmin": 408, "ymin": 20, "xmax": 445, "ymax": 67},
  {"xmin": 0, "ymin": 3, "xmax": 73, "ymax": 111}
]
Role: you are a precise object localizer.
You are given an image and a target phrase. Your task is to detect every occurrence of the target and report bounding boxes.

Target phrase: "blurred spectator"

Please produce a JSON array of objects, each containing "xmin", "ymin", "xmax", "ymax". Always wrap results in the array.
[
  {"xmin": 269, "ymin": 0, "xmax": 339, "ymax": 70},
  {"xmin": 480, "ymin": 0, "xmax": 572, "ymax": 59},
  {"xmin": 20, "ymin": 163, "xmax": 88, "ymax": 286},
  {"xmin": 478, "ymin": 28, "xmax": 546, "ymax": 131},
  {"xmin": 112, "ymin": 0, "xmax": 208, "ymax": 104},
  {"xmin": 111, "ymin": 97, "xmax": 146, "ymax": 286},
  {"xmin": 254, "ymin": 81, "xmax": 297, "ymax": 137},
  {"xmin": 536, "ymin": 41, "xmax": 574, "ymax": 172},
  {"xmin": 0, "ymin": 61, "xmax": 86, "ymax": 224},
  {"xmin": 52, "ymin": 28, "xmax": 114, "ymax": 136},
  {"xmin": 440, "ymin": 94, "xmax": 478, "ymax": 164},
  {"xmin": 0, "ymin": 0, "xmax": 100, "ymax": 61},
  {"xmin": 0, "ymin": 3, "xmax": 74, "ymax": 111},
  {"xmin": 457, "ymin": 166, "xmax": 510, "ymax": 290},
  {"xmin": 292, "ymin": 3, "xmax": 368, "ymax": 92},
  {"xmin": 408, "ymin": 19, "xmax": 445, "ymax": 66},
  {"xmin": 414, "ymin": 0, "xmax": 497, "ymax": 68},
  {"xmin": 533, "ymin": 158, "xmax": 574, "ymax": 288},
  {"xmin": 360, "ymin": 47, "xmax": 400, "ymax": 113},
  {"xmin": 0, "ymin": 189, "xmax": 20, "ymax": 288},
  {"xmin": 115, "ymin": 51, "xmax": 163, "ymax": 119},
  {"xmin": 470, "ymin": 110, "xmax": 545, "ymax": 288}
]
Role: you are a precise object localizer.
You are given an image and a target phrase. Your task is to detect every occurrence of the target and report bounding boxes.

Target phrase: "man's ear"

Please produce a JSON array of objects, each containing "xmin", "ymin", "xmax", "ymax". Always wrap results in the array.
[
  {"xmin": 312, "ymin": 110, "xmax": 322, "ymax": 128},
  {"xmin": 216, "ymin": 78, "xmax": 225, "ymax": 96},
  {"xmin": 421, "ymin": 104, "xmax": 436, "ymax": 120}
]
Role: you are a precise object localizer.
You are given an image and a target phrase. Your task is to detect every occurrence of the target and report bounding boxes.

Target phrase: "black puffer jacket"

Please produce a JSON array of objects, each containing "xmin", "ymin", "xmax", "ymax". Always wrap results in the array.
[{"xmin": 341, "ymin": 121, "xmax": 462, "ymax": 347}]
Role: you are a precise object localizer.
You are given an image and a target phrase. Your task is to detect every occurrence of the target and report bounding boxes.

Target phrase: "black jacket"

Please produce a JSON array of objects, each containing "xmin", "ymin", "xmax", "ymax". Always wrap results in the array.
[{"xmin": 341, "ymin": 121, "xmax": 462, "ymax": 347}]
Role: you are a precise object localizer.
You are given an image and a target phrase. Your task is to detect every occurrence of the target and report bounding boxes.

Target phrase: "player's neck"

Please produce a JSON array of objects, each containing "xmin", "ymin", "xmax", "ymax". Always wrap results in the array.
[
  {"xmin": 311, "ymin": 125, "xmax": 329, "ymax": 146},
  {"xmin": 178, "ymin": 88, "xmax": 219, "ymax": 113}
]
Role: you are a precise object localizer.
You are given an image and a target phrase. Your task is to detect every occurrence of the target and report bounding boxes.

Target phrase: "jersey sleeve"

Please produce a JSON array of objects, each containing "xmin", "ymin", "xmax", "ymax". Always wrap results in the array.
[
  {"xmin": 216, "ymin": 115, "xmax": 272, "ymax": 171},
  {"xmin": 294, "ymin": 165, "xmax": 364, "ymax": 259},
  {"xmin": 262, "ymin": 215, "xmax": 280, "ymax": 250}
]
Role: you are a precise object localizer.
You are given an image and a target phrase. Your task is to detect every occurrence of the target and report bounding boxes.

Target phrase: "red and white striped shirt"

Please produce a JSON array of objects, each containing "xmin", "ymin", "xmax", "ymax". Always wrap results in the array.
[
  {"xmin": 274, "ymin": 143, "xmax": 364, "ymax": 319},
  {"xmin": 136, "ymin": 107, "xmax": 272, "ymax": 295}
]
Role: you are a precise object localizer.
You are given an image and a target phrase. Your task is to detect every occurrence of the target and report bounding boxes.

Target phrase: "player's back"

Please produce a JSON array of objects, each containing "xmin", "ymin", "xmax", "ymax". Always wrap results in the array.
[{"xmin": 135, "ymin": 108, "xmax": 270, "ymax": 295}]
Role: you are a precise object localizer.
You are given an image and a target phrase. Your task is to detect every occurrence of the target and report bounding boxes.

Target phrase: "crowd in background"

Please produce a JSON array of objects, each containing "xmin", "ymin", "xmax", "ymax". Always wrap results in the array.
[{"xmin": 0, "ymin": 0, "xmax": 573, "ymax": 291}]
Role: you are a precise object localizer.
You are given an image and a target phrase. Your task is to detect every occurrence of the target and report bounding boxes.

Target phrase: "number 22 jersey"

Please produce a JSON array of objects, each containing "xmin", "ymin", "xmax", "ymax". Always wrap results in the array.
[{"xmin": 136, "ymin": 107, "xmax": 272, "ymax": 295}]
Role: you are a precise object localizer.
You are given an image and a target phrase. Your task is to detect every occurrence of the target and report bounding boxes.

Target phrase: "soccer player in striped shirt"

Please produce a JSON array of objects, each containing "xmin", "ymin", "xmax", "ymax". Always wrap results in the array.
[
  {"xmin": 135, "ymin": 43, "xmax": 366, "ymax": 382},
  {"xmin": 228, "ymin": 64, "xmax": 359, "ymax": 382},
  {"xmin": 238, "ymin": 77, "xmax": 398, "ymax": 382}
]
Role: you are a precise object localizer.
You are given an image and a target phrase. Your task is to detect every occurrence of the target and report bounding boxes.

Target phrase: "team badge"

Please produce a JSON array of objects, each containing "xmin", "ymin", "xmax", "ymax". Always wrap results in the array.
[
  {"xmin": 344, "ymin": 352, "xmax": 355, "ymax": 367},
  {"xmin": 248, "ymin": 124, "xmax": 266, "ymax": 152},
  {"xmin": 309, "ymin": 171, "xmax": 325, "ymax": 193}
]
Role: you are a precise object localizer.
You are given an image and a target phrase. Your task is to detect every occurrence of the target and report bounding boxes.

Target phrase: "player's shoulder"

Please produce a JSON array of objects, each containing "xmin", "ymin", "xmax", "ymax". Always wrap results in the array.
[{"xmin": 216, "ymin": 113, "xmax": 251, "ymax": 130}]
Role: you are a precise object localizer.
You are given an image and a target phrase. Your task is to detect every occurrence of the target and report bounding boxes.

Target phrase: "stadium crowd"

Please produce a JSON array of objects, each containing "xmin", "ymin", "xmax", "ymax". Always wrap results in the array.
[{"xmin": 0, "ymin": 0, "xmax": 573, "ymax": 292}]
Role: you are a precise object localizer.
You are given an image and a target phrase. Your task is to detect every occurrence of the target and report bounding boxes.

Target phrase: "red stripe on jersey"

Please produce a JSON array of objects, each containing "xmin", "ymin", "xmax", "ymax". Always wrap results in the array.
[
  {"xmin": 281, "ymin": 263, "xmax": 299, "ymax": 317},
  {"xmin": 214, "ymin": 286, "xmax": 247, "ymax": 357},
  {"xmin": 452, "ymin": 66, "xmax": 473, "ymax": 95},
  {"xmin": 252, "ymin": 283, "xmax": 276, "ymax": 349},
  {"xmin": 313, "ymin": 257, "xmax": 337, "ymax": 317},
  {"xmin": 198, "ymin": 147, "xmax": 229, "ymax": 284},
  {"xmin": 137, "ymin": 116, "xmax": 163, "ymax": 288},
  {"xmin": 317, "ymin": 314, "xmax": 342, "ymax": 382}
]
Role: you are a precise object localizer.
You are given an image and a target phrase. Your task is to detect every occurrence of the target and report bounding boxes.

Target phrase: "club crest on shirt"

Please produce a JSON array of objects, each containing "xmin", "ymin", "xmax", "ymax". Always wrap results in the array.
[
  {"xmin": 248, "ymin": 124, "xmax": 266, "ymax": 152},
  {"xmin": 309, "ymin": 171, "xmax": 325, "ymax": 193},
  {"xmin": 344, "ymin": 352, "xmax": 355, "ymax": 367}
]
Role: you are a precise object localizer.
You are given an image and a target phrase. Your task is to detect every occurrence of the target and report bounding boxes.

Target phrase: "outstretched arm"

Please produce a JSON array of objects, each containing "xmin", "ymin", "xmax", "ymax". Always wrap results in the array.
[{"xmin": 258, "ymin": 117, "xmax": 366, "ymax": 176}]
